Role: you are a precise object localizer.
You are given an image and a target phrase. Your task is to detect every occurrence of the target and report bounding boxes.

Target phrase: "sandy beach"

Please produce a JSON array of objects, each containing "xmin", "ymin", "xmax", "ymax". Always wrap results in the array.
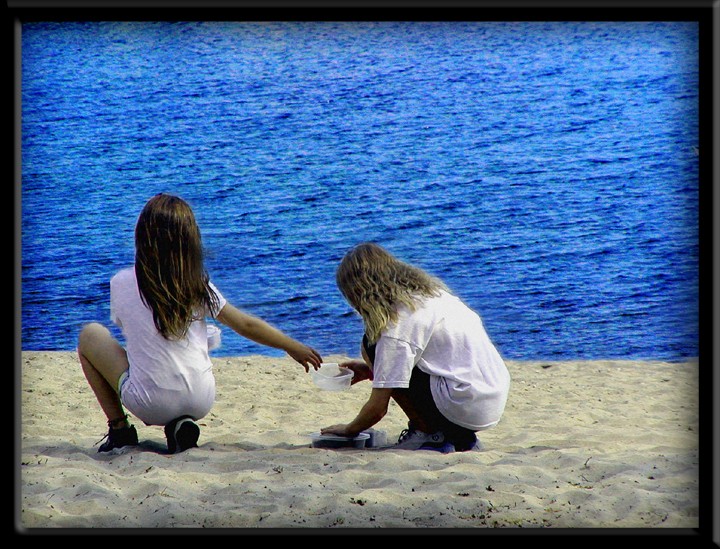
[{"xmin": 18, "ymin": 351, "xmax": 700, "ymax": 531}]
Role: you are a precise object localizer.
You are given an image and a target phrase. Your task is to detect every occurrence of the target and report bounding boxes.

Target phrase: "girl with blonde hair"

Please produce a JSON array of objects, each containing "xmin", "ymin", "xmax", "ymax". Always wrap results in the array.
[
  {"xmin": 78, "ymin": 193, "xmax": 322, "ymax": 454},
  {"xmin": 322, "ymin": 242, "xmax": 510, "ymax": 452}
]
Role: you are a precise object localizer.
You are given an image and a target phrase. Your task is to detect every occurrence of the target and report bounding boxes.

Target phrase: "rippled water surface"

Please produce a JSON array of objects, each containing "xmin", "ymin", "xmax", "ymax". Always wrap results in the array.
[{"xmin": 21, "ymin": 21, "xmax": 699, "ymax": 361}]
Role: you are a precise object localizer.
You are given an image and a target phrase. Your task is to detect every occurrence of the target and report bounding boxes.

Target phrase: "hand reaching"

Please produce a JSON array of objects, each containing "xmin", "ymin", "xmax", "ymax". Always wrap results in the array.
[{"xmin": 287, "ymin": 343, "xmax": 323, "ymax": 372}]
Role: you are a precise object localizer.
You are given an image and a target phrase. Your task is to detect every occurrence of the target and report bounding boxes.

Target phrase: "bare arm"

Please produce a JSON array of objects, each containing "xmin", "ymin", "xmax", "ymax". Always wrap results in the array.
[
  {"xmin": 216, "ymin": 303, "xmax": 322, "ymax": 371},
  {"xmin": 321, "ymin": 387, "xmax": 393, "ymax": 437}
]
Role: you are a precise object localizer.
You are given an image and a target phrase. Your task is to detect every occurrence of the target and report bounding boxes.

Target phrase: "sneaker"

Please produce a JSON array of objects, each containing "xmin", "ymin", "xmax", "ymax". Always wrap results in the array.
[
  {"xmin": 454, "ymin": 435, "xmax": 483, "ymax": 452},
  {"xmin": 464, "ymin": 440, "xmax": 483, "ymax": 451},
  {"xmin": 395, "ymin": 428, "xmax": 448, "ymax": 451},
  {"xmin": 164, "ymin": 415, "xmax": 200, "ymax": 454},
  {"xmin": 419, "ymin": 440, "xmax": 456, "ymax": 453},
  {"xmin": 97, "ymin": 425, "xmax": 139, "ymax": 453}
]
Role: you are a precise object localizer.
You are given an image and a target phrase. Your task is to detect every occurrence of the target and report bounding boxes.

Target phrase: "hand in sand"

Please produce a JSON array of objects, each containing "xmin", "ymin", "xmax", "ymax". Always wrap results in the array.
[{"xmin": 340, "ymin": 360, "xmax": 373, "ymax": 385}]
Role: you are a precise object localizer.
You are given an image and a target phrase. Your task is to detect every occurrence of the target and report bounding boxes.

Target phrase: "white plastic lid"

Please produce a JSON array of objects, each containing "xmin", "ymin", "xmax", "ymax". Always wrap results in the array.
[{"xmin": 308, "ymin": 432, "xmax": 370, "ymax": 442}]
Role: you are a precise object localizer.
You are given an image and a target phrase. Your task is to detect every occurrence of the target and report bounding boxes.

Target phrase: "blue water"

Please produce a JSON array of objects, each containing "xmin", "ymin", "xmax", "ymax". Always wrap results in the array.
[{"xmin": 21, "ymin": 21, "xmax": 699, "ymax": 362}]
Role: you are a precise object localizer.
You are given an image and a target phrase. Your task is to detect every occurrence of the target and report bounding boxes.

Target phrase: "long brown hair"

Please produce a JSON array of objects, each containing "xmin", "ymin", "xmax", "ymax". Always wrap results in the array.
[
  {"xmin": 336, "ymin": 242, "xmax": 448, "ymax": 343},
  {"xmin": 134, "ymin": 193, "xmax": 219, "ymax": 339}
]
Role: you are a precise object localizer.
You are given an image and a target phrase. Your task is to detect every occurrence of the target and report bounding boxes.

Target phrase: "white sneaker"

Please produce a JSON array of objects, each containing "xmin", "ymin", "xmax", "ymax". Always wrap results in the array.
[{"xmin": 394, "ymin": 428, "xmax": 447, "ymax": 450}]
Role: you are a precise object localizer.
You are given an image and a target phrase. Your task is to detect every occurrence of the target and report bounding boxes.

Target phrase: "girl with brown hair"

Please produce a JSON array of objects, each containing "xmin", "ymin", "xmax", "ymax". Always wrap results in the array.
[{"xmin": 78, "ymin": 193, "xmax": 322, "ymax": 454}]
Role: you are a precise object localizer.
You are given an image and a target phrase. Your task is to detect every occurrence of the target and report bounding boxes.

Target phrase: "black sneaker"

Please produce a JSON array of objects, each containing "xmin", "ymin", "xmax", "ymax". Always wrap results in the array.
[
  {"xmin": 97, "ymin": 425, "xmax": 139, "ymax": 453},
  {"xmin": 164, "ymin": 415, "xmax": 200, "ymax": 454}
]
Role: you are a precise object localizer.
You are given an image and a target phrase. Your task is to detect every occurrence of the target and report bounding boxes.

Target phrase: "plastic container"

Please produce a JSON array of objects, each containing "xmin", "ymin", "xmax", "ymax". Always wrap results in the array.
[
  {"xmin": 362, "ymin": 428, "xmax": 388, "ymax": 448},
  {"xmin": 310, "ymin": 363, "xmax": 353, "ymax": 391},
  {"xmin": 207, "ymin": 324, "xmax": 222, "ymax": 351},
  {"xmin": 309, "ymin": 432, "xmax": 370, "ymax": 449}
]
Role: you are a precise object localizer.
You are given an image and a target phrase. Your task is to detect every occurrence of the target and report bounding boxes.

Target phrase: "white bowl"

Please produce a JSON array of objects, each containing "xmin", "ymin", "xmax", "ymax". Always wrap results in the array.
[
  {"xmin": 310, "ymin": 363, "xmax": 353, "ymax": 391},
  {"xmin": 207, "ymin": 324, "xmax": 222, "ymax": 350},
  {"xmin": 309, "ymin": 432, "xmax": 370, "ymax": 449}
]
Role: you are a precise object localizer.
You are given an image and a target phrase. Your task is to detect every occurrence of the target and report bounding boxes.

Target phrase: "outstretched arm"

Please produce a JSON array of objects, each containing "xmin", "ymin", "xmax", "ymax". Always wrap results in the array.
[{"xmin": 216, "ymin": 303, "xmax": 322, "ymax": 371}]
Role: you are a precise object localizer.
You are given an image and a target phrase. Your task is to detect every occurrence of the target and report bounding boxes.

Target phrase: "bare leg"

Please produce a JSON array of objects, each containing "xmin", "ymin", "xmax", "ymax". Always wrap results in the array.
[{"xmin": 77, "ymin": 323, "xmax": 131, "ymax": 429}]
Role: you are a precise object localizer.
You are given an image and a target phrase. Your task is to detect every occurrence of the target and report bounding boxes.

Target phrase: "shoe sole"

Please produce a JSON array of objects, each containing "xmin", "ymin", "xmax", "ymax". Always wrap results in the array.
[
  {"xmin": 165, "ymin": 416, "xmax": 200, "ymax": 454},
  {"xmin": 419, "ymin": 442, "xmax": 455, "ymax": 454}
]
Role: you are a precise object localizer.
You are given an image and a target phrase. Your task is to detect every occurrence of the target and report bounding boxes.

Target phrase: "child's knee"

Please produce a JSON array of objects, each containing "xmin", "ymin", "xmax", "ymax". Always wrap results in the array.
[{"xmin": 78, "ymin": 322, "xmax": 110, "ymax": 349}]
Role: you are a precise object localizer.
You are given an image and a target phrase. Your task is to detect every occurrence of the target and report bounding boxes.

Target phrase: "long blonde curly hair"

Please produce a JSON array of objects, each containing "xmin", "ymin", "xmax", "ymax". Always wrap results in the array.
[
  {"xmin": 134, "ymin": 193, "xmax": 219, "ymax": 340},
  {"xmin": 336, "ymin": 242, "xmax": 448, "ymax": 343}
]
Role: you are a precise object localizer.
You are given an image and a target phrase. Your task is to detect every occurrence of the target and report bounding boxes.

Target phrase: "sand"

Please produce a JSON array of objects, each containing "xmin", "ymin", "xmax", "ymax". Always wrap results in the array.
[{"xmin": 18, "ymin": 351, "xmax": 700, "ymax": 531}]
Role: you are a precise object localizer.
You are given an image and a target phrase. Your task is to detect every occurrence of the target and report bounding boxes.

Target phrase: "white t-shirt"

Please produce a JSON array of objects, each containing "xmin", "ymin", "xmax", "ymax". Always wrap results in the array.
[
  {"xmin": 372, "ymin": 291, "xmax": 510, "ymax": 431},
  {"xmin": 110, "ymin": 267, "xmax": 227, "ymax": 426}
]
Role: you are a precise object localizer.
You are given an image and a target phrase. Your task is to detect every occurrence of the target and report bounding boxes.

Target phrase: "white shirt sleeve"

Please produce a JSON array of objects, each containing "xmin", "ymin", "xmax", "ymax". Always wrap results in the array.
[
  {"xmin": 110, "ymin": 304, "xmax": 122, "ymax": 327},
  {"xmin": 110, "ymin": 274, "xmax": 122, "ymax": 327},
  {"xmin": 207, "ymin": 281, "xmax": 227, "ymax": 318},
  {"xmin": 371, "ymin": 336, "xmax": 419, "ymax": 389}
]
